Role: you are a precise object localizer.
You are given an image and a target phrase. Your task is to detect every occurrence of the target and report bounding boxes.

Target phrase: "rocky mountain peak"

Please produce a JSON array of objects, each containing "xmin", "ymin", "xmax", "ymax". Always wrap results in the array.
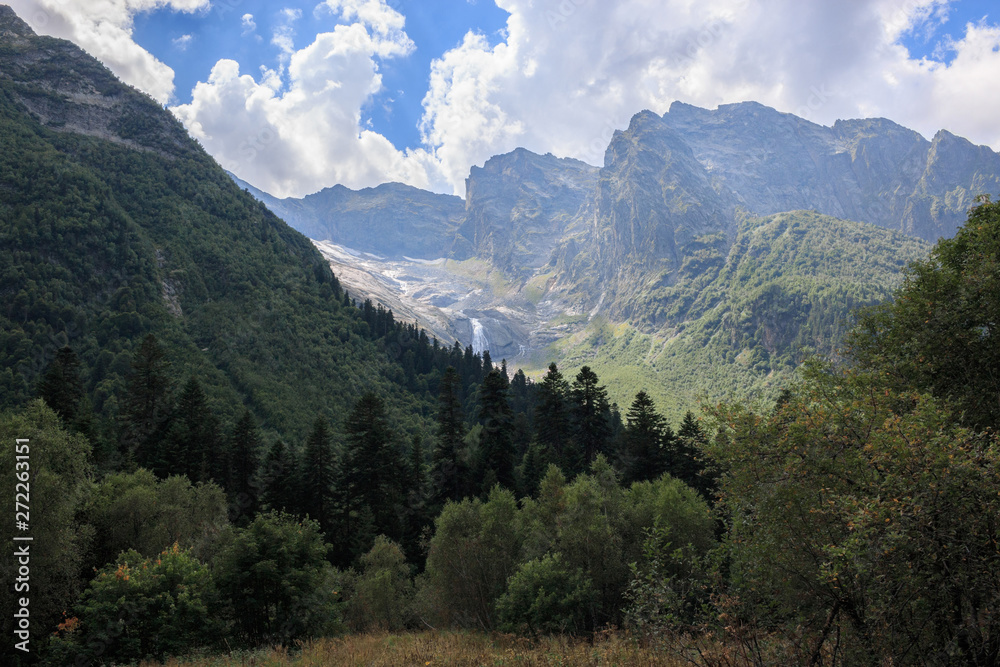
[
  {"xmin": 0, "ymin": 4, "xmax": 34, "ymax": 39},
  {"xmin": 459, "ymin": 147, "xmax": 599, "ymax": 273}
]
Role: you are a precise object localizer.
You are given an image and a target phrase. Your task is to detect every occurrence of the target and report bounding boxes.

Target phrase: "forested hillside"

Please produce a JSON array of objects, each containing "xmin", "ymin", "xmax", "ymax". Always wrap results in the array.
[
  {"xmin": 555, "ymin": 210, "xmax": 929, "ymax": 417},
  {"xmin": 0, "ymin": 5, "xmax": 465, "ymax": 449}
]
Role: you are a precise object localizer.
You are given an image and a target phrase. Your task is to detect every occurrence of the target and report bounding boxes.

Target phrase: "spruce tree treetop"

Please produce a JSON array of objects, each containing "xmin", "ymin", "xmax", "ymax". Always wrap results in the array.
[
  {"xmin": 478, "ymin": 369, "xmax": 516, "ymax": 492},
  {"xmin": 617, "ymin": 391, "xmax": 668, "ymax": 485},
  {"xmin": 302, "ymin": 416, "xmax": 335, "ymax": 533}
]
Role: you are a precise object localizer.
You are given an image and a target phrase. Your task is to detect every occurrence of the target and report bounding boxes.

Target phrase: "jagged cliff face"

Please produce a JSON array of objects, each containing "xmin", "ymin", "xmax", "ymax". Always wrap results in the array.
[
  {"xmin": 659, "ymin": 101, "xmax": 1000, "ymax": 241},
  {"xmin": 573, "ymin": 101, "xmax": 1000, "ymax": 322},
  {"xmin": 457, "ymin": 148, "xmax": 599, "ymax": 274},
  {"xmin": 591, "ymin": 111, "xmax": 738, "ymax": 312}
]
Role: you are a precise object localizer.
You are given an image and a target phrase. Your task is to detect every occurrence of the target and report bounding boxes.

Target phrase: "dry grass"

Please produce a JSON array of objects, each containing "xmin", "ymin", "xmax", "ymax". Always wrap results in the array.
[{"xmin": 150, "ymin": 631, "xmax": 689, "ymax": 666}]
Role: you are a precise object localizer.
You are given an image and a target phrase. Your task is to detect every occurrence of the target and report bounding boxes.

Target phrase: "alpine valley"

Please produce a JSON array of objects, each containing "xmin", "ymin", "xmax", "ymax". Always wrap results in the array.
[
  {"xmin": 7, "ymin": 2, "xmax": 1000, "ymax": 663},
  {"xmin": 234, "ymin": 101, "xmax": 999, "ymax": 419}
]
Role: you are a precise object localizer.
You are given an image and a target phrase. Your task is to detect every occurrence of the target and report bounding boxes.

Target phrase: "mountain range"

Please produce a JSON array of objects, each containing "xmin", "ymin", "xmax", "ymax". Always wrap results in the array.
[{"xmin": 233, "ymin": 99, "xmax": 999, "ymax": 417}]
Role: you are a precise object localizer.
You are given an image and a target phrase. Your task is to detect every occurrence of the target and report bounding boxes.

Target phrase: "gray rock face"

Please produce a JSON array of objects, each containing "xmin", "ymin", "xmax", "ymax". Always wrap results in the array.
[
  {"xmin": 0, "ymin": 6, "xmax": 197, "ymax": 158},
  {"xmin": 238, "ymin": 100, "xmax": 1000, "ymax": 361},
  {"xmin": 458, "ymin": 148, "xmax": 599, "ymax": 275},
  {"xmin": 581, "ymin": 101, "xmax": 1000, "ymax": 320},
  {"xmin": 594, "ymin": 110, "xmax": 738, "ymax": 285},
  {"xmin": 660, "ymin": 101, "xmax": 1000, "ymax": 241},
  {"xmin": 0, "ymin": 5, "xmax": 33, "ymax": 38}
]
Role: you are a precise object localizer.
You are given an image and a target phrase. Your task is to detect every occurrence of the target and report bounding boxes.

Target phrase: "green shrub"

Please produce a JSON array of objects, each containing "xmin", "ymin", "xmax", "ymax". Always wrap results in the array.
[
  {"xmin": 47, "ymin": 545, "xmax": 221, "ymax": 664},
  {"xmin": 346, "ymin": 536, "xmax": 414, "ymax": 632},
  {"xmin": 212, "ymin": 511, "xmax": 341, "ymax": 646},
  {"xmin": 496, "ymin": 553, "xmax": 597, "ymax": 635}
]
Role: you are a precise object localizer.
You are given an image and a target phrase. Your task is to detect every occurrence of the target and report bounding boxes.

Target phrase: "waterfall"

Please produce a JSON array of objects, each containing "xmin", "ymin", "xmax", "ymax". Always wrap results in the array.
[{"xmin": 471, "ymin": 318, "xmax": 490, "ymax": 355}]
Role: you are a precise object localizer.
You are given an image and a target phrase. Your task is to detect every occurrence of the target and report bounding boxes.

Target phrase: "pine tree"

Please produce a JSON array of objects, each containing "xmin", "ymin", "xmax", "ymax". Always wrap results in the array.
[
  {"xmin": 163, "ymin": 377, "xmax": 220, "ymax": 482},
  {"xmin": 121, "ymin": 334, "xmax": 173, "ymax": 469},
  {"xmin": 431, "ymin": 367, "xmax": 469, "ymax": 507},
  {"xmin": 535, "ymin": 363, "xmax": 571, "ymax": 471},
  {"xmin": 261, "ymin": 440, "xmax": 299, "ymax": 514},
  {"xmin": 617, "ymin": 391, "xmax": 668, "ymax": 485},
  {"xmin": 37, "ymin": 345, "xmax": 83, "ymax": 425},
  {"xmin": 402, "ymin": 434, "xmax": 429, "ymax": 563},
  {"xmin": 477, "ymin": 369, "xmax": 515, "ymax": 492},
  {"xmin": 301, "ymin": 416, "xmax": 336, "ymax": 533},
  {"xmin": 517, "ymin": 440, "xmax": 551, "ymax": 497},
  {"xmin": 670, "ymin": 411, "xmax": 716, "ymax": 500},
  {"xmin": 229, "ymin": 409, "xmax": 261, "ymax": 523},
  {"xmin": 340, "ymin": 392, "xmax": 406, "ymax": 560},
  {"xmin": 570, "ymin": 366, "xmax": 611, "ymax": 473}
]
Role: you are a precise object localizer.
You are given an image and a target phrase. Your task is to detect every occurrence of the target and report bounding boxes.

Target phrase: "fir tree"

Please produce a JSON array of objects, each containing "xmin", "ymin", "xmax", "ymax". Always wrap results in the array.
[
  {"xmin": 616, "ymin": 391, "xmax": 668, "ymax": 485},
  {"xmin": 261, "ymin": 439, "xmax": 299, "ymax": 514},
  {"xmin": 229, "ymin": 409, "xmax": 262, "ymax": 523},
  {"xmin": 163, "ymin": 377, "xmax": 220, "ymax": 482},
  {"xmin": 477, "ymin": 369, "xmax": 515, "ymax": 492},
  {"xmin": 670, "ymin": 411, "xmax": 716, "ymax": 500},
  {"xmin": 37, "ymin": 345, "xmax": 83, "ymax": 426},
  {"xmin": 301, "ymin": 416, "xmax": 336, "ymax": 533},
  {"xmin": 570, "ymin": 366, "xmax": 611, "ymax": 474},
  {"xmin": 340, "ymin": 392, "xmax": 406, "ymax": 560},
  {"xmin": 402, "ymin": 433, "xmax": 430, "ymax": 563},
  {"xmin": 535, "ymin": 363, "xmax": 571, "ymax": 471},
  {"xmin": 121, "ymin": 334, "xmax": 173, "ymax": 470},
  {"xmin": 431, "ymin": 367, "xmax": 469, "ymax": 507}
]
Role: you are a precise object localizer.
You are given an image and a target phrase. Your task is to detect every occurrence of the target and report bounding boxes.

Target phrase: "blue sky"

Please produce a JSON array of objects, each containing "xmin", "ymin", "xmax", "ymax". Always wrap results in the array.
[
  {"xmin": 131, "ymin": 1, "xmax": 511, "ymax": 152},
  {"xmin": 8, "ymin": 0, "xmax": 1000, "ymax": 198},
  {"xmin": 899, "ymin": 0, "xmax": 995, "ymax": 62}
]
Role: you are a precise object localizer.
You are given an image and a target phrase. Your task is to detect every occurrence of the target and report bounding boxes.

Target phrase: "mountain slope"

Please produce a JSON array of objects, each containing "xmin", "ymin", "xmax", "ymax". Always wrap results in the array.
[
  {"xmin": 552, "ymin": 210, "xmax": 930, "ymax": 420},
  {"xmin": 228, "ymin": 96, "xmax": 996, "ymax": 419},
  {"xmin": 0, "ymin": 6, "xmax": 441, "ymax": 443},
  {"xmin": 457, "ymin": 148, "xmax": 599, "ymax": 274}
]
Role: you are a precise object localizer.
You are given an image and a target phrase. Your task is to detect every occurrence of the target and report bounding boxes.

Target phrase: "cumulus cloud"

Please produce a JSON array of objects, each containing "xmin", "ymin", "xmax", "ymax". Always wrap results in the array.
[
  {"xmin": 172, "ymin": 34, "xmax": 192, "ymax": 51},
  {"xmin": 416, "ymin": 0, "xmax": 1000, "ymax": 192},
  {"xmin": 6, "ymin": 0, "xmax": 209, "ymax": 103},
  {"xmin": 171, "ymin": 1, "xmax": 438, "ymax": 198},
  {"xmin": 7, "ymin": 0, "xmax": 1000, "ymax": 199}
]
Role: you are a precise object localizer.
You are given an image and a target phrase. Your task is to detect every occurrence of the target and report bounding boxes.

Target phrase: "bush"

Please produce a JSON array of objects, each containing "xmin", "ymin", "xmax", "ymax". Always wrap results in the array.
[
  {"xmin": 47, "ymin": 545, "xmax": 221, "ymax": 664},
  {"xmin": 417, "ymin": 486, "xmax": 523, "ymax": 629},
  {"xmin": 345, "ymin": 536, "xmax": 414, "ymax": 632},
  {"xmin": 496, "ymin": 553, "xmax": 597, "ymax": 635},
  {"xmin": 212, "ymin": 511, "xmax": 341, "ymax": 646},
  {"xmin": 83, "ymin": 469, "xmax": 227, "ymax": 567}
]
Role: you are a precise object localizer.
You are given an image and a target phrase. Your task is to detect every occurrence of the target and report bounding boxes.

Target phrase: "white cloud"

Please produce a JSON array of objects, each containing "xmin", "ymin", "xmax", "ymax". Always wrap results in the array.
[
  {"xmin": 6, "ymin": 0, "xmax": 209, "ymax": 103},
  {"xmin": 172, "ymin": 34, "xmax": 193, "ymax": 50},
  {"xmin": 241, "ymin": 13, "xmax": 257, "ymax": 37},
  {"xmin": 171, "ymin": 2, "xmax": 439, "ymax": 198},
  {"xmin": 413, "ymin": 0, "xmax": 1000, "ymax": 193},
  {"xmin": 7, "ymin": 0, "xmax": 1000, "ymax": 199},
  {"xmin": 272, "ymin": 8, "xmax": 304, "ymax": 61}
]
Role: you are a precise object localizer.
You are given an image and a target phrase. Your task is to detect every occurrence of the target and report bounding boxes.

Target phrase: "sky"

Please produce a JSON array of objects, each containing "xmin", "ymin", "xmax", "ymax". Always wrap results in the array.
[{"xmin": 5, "ymin": 0, "xmax": 1000, "ymax": 199}]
